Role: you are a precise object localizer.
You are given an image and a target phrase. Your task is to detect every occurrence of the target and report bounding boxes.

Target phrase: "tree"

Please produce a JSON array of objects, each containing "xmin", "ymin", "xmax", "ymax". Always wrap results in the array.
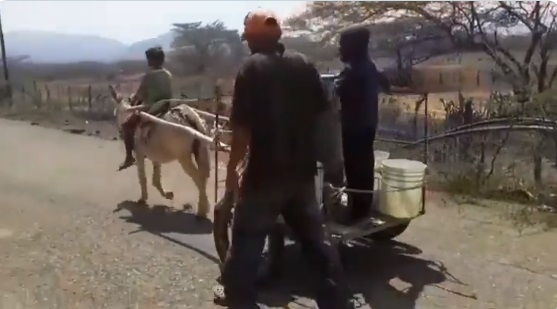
[
  {"xmin": 171, "ymin": 21, "xmax": 245, "ymax": 76},
  {"xmin": 287, "ymin": 2, "xmax": 557, "ymax": 97},
  {"xmin": 281, "ymin": 35, "xmax": 338, "ymax": 68}
]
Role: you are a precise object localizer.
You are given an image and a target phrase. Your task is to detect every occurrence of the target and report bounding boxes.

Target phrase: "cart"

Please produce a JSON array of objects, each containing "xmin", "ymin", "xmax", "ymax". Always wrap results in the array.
[
  {"xmin": 213, "ymin": 165, "xmax": 427, "ymax": 279},
  {"xmin": 212, "ymin": 74, "xmax": 430, "ymax": 278}
]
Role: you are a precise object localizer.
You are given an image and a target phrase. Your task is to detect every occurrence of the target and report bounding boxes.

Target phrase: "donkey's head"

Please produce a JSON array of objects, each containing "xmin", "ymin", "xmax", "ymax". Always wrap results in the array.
[{"xmin": 108, "ymin": 85, "xmax": 134, "ymax": 134}]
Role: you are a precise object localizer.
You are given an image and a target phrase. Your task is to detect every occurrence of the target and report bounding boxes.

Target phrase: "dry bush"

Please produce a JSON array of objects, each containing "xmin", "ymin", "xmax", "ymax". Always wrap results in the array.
[{"xmin": 376, "ymin": 92, "xmax": 557, "ymax": 205}]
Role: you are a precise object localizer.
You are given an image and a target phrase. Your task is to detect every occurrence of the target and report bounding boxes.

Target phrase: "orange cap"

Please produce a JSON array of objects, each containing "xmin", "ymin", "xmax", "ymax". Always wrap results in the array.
[{"xmin": 243, "ymin": 9, "xmax": 282, "ymax": 39}]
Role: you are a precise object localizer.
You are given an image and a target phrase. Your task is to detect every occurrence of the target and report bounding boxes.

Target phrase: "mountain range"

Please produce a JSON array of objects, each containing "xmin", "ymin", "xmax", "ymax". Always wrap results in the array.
[{"xmin": 4, "ymin": 30, "xmax": 177, "ymax": 64}]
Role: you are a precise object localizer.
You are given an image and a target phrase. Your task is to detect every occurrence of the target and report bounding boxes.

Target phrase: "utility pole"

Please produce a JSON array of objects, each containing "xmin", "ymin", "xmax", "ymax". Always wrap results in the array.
[{"xmin": 0, "ymin": 10, "xmax": 12, "ymax": 106}]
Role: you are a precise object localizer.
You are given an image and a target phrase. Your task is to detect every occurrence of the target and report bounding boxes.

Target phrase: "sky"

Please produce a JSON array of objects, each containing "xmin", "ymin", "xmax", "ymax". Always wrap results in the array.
[{"xmin": 0, "ymin": 0, "xmax": 307, "ymax": 44}]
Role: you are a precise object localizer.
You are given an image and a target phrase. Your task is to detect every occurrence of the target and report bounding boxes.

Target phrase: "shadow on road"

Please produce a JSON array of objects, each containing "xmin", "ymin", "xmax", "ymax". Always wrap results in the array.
[
  {"xmin": 114, "ymin": 200, "xmax": 213, "ymax": 235},
  {"xmin": 114, "ymin": 200, "xmax": 221, "ymax": 264},
  {"xmin": 258, "ymin": 240, "xmax": 466, "ymax": 308}
]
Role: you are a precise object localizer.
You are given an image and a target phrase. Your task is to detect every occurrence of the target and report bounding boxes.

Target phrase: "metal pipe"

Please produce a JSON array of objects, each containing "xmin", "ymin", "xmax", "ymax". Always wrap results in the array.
[
  {"xmin": 137, "ymin": 112, "xmax": 214, "ymax": 144},
  {"xmin": 421, "ymin": 94, "xmax": 429, "ymax": 215},
  {"xmin": 214, "ymin": 84, "xmax": 221, "ymax": 203},
  {"xmin": 193, "ymin": 108, "xmax": 230, "ymax": 123}
]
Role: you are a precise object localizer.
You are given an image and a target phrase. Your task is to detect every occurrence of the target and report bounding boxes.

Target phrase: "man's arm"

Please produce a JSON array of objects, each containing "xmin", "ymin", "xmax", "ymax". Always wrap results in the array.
[
  {"xmin": 307, "ymin": 62, "xmax": 331, "ymax": 114},
  {"xmin": 132, "ymin": 73, "xmax": 149, "ymax": 105},
  {"xmin": 226, "ymin": 62, "xmax": 253, "ymax": 173}
]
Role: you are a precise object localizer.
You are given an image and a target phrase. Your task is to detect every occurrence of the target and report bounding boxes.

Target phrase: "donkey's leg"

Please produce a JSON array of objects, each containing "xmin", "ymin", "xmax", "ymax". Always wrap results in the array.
[
  {"xmin": 135, "ymin": 151, "xmax": 148, "ymax": 204},
  {"xmin": 178, "ymin": 155, "xmax": 210, "ymax": 218},
  {"xmin": 152, "ymin": 161, "xmax": 174, "ymax": 200}
]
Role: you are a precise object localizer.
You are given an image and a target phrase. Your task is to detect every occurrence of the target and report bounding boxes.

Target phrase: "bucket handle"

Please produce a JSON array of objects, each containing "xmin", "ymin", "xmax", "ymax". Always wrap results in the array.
[{"xmin": 380, "ymin": 182, "xmax": 425, "ymax": 192}]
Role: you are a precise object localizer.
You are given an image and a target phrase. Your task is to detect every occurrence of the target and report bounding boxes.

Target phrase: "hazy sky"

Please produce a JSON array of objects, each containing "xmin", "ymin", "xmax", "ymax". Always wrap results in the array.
[{"xmin": 0, "ymin": 1, "xmax": 307, "ymax": 43}]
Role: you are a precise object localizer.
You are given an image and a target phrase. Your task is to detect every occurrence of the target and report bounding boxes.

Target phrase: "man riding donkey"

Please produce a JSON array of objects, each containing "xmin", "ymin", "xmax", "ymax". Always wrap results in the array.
[
  {"xmin": 117, "ymin": 46, "xmax": 173, "ymax": 171},
  {"xmin": 213, "ymin": 9, "xmax": 354, "ymax": 309}
]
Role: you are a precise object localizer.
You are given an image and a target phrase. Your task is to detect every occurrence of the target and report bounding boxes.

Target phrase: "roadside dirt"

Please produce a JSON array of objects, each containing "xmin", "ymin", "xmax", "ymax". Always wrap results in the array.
[
  {"xmin": 1, "ymin": 110, "xmax": 557, "ymax": 308},
  {"xmin": 0, "ymin": 108, "xmax": 120, "ymax": 141}
]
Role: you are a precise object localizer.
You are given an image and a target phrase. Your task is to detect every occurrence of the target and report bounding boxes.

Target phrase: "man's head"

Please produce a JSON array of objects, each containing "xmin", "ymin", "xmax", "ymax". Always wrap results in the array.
[
  {"xmin": 338, "ymin": 25, "xmax": 370, "ymax": 63},
  {"xmin": 242, "ymin": 9, "xmax": 282, "ymax": 53},
  {"xmin": 145, "ymin": 46, "xmax": 165, "ymax": 68}
]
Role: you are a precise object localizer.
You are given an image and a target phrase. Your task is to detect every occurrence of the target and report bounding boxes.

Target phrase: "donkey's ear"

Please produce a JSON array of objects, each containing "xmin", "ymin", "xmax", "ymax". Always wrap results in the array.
[{"xmin": 108, "ymin": 85, "xmax": 121, "ymax": 103}]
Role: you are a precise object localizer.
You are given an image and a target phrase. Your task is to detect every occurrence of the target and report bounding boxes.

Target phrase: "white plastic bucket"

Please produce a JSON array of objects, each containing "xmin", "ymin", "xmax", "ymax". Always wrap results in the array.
[
  {"xmin": 378, "ymin": 159, "xmax": 427, "ymax": 219},
  {"xmin": 373, "ymin": 151, "xmax": 390, "ymax": 190},
  {"xmin": 315, "ymin": 162, "xmax": 324, "ymax": 205},
  {"xmin": 374, "ymin": 150, "xmax": 390, "ymax": 168}
]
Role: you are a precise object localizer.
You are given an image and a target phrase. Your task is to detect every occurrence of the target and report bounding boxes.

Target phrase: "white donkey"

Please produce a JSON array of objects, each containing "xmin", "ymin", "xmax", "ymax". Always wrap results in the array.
[{"xmin": 109, "ymin": 85, "xmax": 211, "ymax": 218}]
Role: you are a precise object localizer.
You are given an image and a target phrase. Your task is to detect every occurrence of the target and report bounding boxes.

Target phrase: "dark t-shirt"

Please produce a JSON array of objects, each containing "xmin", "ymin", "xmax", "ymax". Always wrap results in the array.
[
  {"xmin": 335, "ymin": 58, "xmax": 390, "ymax": 130},
  {"xmin": 230, "ymin": 49, "xmax": 330, "ymax": 186}
]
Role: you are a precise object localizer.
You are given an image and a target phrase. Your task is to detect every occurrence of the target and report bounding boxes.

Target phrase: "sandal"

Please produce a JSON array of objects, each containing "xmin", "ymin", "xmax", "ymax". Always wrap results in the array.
[
  {"xmin": 213, "ymin": 285, "xmax": 262, "ymax": 308},
  {"xmin": 212, "ymin": 284, "xmax": 227, "ymax": 306}
]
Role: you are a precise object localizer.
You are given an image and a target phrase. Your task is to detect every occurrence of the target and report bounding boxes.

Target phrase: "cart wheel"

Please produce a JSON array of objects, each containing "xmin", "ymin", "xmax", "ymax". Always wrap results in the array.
[{"xmin": 366, "ymin": 223, "xmax": 410, "ymax": 241}]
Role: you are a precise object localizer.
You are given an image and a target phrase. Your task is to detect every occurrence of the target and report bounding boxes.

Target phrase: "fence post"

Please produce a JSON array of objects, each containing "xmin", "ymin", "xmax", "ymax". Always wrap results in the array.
[
  {"xmin": 213, "ymin": 82, "xmax": 222, "ymax": 204},
  {"xmin": 87, "ymin": 84, "xmax": 93, "ymax": 111},
  {"xmin": 45, "ymin": 85, "xmax": 51, "ymax": 106},
  {"xmin": 20, "ymin": 85, "xmax": 25, "ymax": 104},
  {"xmin": 490, "ymin": 69, "xmax": 495, "ymax": 84},
  {"xmin": 67, "ymin": 86, "xmax": 72, "ymax": 111},
  {"xmin": 33, "ymin": 80, "xmax": 42, "ymax": 109}
]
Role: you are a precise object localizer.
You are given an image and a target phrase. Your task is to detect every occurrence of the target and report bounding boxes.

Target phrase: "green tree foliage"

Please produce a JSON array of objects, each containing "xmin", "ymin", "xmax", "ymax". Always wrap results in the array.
[{"xmin": 171, "ymin": 20, "xmax": 245, "ymax": 76}]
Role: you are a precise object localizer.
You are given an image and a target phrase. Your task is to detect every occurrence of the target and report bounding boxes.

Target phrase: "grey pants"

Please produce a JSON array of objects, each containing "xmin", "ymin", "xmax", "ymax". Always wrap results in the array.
[{"xmin": 221, "ymin": 178, "xmax": 352, "ymax": 308}]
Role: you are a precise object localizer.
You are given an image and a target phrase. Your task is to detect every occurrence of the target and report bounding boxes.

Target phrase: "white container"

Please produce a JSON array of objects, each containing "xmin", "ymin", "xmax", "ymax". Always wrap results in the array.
[
  {"xmin": 315, "ymin": 162, "xmax": 324, "ymax": 205},
  {"xmin": 374, "ymin": 150, "xmax": 390, "ymax": 168},
  {"xmin": 378, "ymin": 159, "xmax": 427, "ymax": 219},
  {"xmin": 374, "ymin": 150, "xmax": 390, "ymax": 190}
]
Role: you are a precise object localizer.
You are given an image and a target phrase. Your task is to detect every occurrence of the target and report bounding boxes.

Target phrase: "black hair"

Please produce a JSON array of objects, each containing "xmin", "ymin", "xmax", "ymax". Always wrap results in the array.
[
  {"xmin": 339, "ymin": 25, "xmax": 370, "ymax": 60},
  {"xmin": 145, "ymin": 46, "xmax": 165, "ymax": 65}
]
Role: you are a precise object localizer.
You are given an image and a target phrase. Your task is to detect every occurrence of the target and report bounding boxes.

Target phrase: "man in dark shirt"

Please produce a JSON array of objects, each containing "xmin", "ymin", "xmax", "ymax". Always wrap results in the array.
[
  {"xmin": 216, "ymin": 9, "xmax": 351, "ymax": 309},
  {"xmin": 336, "ymin": 25, "xmax": 391, "ymax": 223}
]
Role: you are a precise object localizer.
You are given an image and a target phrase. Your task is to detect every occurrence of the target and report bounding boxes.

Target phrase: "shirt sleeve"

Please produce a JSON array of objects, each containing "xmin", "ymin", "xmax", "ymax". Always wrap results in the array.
[
  {"xmin": 307, "ymin": 61, "xmax": 331, "ymax": 114},
  {"xmin": 229, "ymin": 60, "xmax": 253, "ymax": 128},
  {"xmin": 135, "ymin": 73, "xmax": 149, "ymax": 103}
]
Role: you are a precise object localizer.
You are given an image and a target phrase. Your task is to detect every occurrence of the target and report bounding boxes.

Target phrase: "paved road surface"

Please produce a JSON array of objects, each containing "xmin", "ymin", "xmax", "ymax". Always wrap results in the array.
[{"xmin": 1, "ymin": 118, "xmax": 556, "ymax": 309}]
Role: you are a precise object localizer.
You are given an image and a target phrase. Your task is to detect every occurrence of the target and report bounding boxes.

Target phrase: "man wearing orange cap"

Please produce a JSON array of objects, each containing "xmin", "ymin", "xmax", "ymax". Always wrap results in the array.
[{"xmin": 215, "ymin": 9, "xmax": 352, "ymax": 309}]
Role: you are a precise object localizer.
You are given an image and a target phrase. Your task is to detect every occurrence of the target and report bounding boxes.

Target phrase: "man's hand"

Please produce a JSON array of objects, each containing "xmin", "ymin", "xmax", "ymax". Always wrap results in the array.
[{"xmin": 225, "ymin": 166, "xmax": 240, "ymax": 195}]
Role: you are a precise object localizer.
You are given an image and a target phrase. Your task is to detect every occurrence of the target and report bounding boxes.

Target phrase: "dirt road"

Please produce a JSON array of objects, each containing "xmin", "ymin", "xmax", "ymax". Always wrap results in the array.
[{"xmin": 1, "ymin": 117, "xmax": 556, "ymax": 309}]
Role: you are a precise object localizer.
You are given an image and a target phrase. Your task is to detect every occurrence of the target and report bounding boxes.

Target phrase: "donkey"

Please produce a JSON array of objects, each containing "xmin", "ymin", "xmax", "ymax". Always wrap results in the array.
[{"xmin": 108, "ymin": 85, "xmax": 211, "ymax": 218}]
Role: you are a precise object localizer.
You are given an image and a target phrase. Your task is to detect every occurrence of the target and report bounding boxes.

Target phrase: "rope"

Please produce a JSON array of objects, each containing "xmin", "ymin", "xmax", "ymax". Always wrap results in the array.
[{"xmin": 333, "ymin": 182, "xmax": 426, "ymax": 195}]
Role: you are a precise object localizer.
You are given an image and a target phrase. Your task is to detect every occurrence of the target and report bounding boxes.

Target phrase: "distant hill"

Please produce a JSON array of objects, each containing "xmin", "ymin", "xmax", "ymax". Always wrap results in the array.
[
  {"xmin": 4, "ymin": 30, "xmax": 176, "ymax": 64},
  {"xmin": 124, "ymin": 32, "xmax": 175, "ymax": 60}
]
